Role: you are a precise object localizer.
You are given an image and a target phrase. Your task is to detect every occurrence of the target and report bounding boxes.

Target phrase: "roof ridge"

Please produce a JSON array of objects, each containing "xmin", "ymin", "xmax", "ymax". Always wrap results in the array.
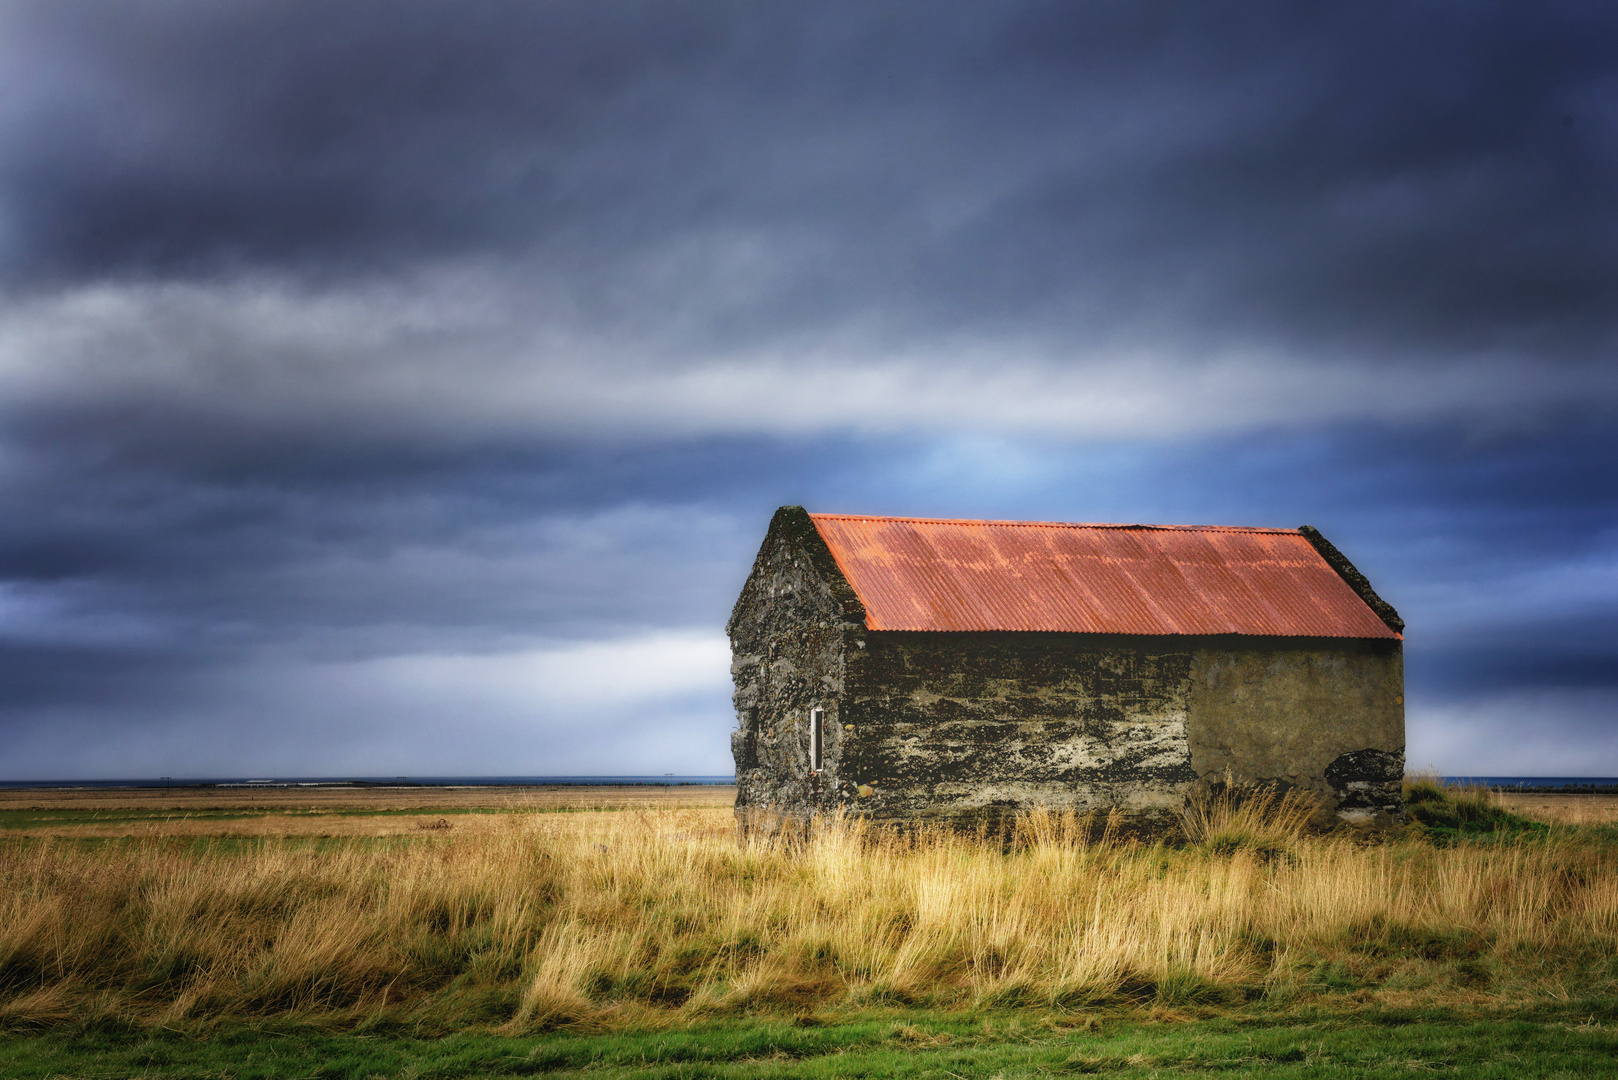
[{"xmin": 806, "ymin": 512, "xmax": 1299, "ymax": 534}]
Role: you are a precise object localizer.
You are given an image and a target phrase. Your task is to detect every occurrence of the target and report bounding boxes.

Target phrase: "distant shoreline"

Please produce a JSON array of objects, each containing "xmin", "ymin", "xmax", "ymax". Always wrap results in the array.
[
  {"xmin": 3, "ymin": 775, "xmax": 1617, "ymax": 795},
  {"xmin": 0, "ymin": 776, "xmax": 737, "ymax": 791}
]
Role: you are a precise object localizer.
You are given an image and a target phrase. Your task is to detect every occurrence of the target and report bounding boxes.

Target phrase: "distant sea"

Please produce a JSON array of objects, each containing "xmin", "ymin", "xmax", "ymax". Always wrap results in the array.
[
  {"xmin": 3, "ymin": 775, "xmax": 1618, "ymax": 793},
  {"xmin": 0, "ymin": 776, "xmax": 736, "ymax": 789},
  {"xmin": 1443, "ymin": 777, "xmax": 1618, "ymax": 793}
]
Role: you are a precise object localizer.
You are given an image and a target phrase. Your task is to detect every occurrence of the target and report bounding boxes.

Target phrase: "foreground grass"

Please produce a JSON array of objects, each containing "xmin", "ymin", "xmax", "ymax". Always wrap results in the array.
[
  {"xmin": 7, "ymin": 1011, "xmax": 1618, "ymax": 1078},
  {"xmin": 4, "ymin": 785, "xmax": 1618, "ymax": 1034}
]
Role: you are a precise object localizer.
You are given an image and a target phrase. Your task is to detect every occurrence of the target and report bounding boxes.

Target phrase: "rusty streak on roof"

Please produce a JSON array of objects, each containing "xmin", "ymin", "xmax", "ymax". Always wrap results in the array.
[{"xmin": 808, "ymin": 514, "xmax": 1400, "ymax": 639}]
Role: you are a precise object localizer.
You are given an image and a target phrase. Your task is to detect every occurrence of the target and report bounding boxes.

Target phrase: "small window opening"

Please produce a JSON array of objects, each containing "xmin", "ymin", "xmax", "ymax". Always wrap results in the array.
[{"xmin": 809, "ymin": 708, "xmax": 824, "ymax": 772}]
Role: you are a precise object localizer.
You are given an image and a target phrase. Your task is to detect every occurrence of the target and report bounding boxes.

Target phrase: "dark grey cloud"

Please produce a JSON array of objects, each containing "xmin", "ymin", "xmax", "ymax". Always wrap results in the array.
[
  {"xmin": 2, "ymin": 1, "xmax": 720, "ymax": 276},
  {"xmin": 3, "ymin": 0, "xmax": 1615, "ymax": 363}
]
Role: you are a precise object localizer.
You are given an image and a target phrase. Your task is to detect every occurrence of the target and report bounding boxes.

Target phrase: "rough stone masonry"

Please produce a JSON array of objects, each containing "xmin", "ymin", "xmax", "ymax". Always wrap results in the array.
[{"xmin": 729, "ymin": 506, "xmax": 1406, "ymax": 834}]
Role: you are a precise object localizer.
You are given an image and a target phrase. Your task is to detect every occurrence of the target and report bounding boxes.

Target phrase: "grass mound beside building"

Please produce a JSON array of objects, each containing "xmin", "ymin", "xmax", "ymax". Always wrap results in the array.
[{"xmin": 1402, "ymin": 777, "xmax": 1549, "ymax": 841}]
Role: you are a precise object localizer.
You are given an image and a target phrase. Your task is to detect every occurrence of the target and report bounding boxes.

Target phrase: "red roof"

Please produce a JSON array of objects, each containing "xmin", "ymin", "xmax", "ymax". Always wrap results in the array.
[{"xmin": 809, "ymin": 514, "xmax": 1399, "ymax": 639}]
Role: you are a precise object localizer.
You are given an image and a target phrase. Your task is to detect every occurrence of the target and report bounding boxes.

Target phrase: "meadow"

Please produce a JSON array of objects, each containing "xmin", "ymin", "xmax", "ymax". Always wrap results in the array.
[{"xmin": 3, "ymin": 783, "xmax": 1618, "ymax": 1077}]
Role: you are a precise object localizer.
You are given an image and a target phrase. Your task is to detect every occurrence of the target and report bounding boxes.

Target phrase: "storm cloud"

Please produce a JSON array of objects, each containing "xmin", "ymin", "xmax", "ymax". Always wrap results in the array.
[{"xmin": 0, "ymin": 1, "xmax": 1614, "ymax": 777}]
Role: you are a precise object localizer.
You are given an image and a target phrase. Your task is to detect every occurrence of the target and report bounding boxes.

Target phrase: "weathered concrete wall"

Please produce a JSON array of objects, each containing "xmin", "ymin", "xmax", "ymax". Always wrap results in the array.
[
  {"xmin": 1187, "ymin": 640, "xmax": 1405, "ymax": 825},
  {"xmin": 835, "ymin": 633, "xmax": 1199, "ymax": 830}
]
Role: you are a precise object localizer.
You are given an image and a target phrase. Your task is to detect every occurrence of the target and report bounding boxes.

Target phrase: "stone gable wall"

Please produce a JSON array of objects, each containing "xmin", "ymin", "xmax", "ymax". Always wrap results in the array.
[{"xmin": 728, "ymin": 516, "xmax": 858, "ymax": 824}]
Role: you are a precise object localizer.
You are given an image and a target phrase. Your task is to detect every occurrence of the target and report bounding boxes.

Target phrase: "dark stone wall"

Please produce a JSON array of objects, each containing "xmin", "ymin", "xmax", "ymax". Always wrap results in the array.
[{"xmin": 833, "ymin": 632, "xmax": 1199, "ymax": 830}]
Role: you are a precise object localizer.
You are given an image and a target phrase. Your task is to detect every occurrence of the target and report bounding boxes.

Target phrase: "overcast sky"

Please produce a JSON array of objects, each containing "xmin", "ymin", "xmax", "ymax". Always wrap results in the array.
[{"xmin": 1, "ymin": 1, "xmax": 1615, "ymax": 779}]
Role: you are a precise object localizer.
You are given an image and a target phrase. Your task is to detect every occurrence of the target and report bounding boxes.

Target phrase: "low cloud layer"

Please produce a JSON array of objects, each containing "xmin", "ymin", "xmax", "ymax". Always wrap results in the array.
[
  {"xmin": 6, "ymin": 276, "xmax": 1618, "ymax": 446},
  {"xmin": 0, "ymin": 2, "xmax": 1614, "ymax": 777}
]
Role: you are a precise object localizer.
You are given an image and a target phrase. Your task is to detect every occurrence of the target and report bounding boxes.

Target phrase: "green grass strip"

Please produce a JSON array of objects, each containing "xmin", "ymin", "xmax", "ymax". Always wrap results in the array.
[{"xmin": 6, "ymin": 1012, "xmax": 1618, "ymax": 1078}]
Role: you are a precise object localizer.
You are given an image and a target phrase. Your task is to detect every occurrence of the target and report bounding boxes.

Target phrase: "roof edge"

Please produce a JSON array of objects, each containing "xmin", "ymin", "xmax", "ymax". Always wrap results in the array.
[
  {"xmin": 850, "ymin": 628, "xmax": 1401, "ymax": 640},
  {"xmin": 807, "ymin": 512, "xmax": 1299, "ymax": 534},
  {"xmin": 1297, "ymin": 525, "xmax": 1405, "ymax": 633}
]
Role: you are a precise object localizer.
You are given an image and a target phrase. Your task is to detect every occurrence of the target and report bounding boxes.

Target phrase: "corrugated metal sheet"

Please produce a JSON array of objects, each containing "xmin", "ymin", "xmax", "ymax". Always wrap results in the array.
[{"xmin": 809, "ymin": 514, "xmax": 1399, "ymax": 639}]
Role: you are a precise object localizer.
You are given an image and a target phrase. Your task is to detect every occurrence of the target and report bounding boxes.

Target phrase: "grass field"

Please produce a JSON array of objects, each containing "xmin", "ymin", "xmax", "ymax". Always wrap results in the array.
[{"xmin": 4, "ymin": 782, "xmax": 1618, "ymax": 1077}]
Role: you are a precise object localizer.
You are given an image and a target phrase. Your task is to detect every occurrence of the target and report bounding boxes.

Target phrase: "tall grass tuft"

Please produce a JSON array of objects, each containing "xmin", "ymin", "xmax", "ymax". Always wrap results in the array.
[{"xmin": 1179, "ymin": 782, "xmax": 1317, "ymax": 857}]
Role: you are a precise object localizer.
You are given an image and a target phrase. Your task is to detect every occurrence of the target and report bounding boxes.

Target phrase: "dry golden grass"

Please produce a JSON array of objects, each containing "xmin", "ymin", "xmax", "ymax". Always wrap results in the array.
[
  {"xmin": 3, "ymin": 799, "xmax": 1617, "ymax": 1032},
  {"xmin": 1178, "ymin": 781, "xmax": 1319, "ymax": 852}
]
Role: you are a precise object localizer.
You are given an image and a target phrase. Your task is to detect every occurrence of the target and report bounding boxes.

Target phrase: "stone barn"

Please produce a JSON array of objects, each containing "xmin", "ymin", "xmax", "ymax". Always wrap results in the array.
[{"xmin": 728, "ymin": 507, "xmax": 1406, "ymax": 833}]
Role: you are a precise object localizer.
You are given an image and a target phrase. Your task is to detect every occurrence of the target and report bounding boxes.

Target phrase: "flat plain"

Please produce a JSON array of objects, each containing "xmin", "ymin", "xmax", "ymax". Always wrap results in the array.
[
  {"xmin": 1496, "ymin": 791, "xmax": 1618, "ymax": 826},
  {"xmin": 0, "ymin": 783, "xmax": 735, "ymax": 838}
]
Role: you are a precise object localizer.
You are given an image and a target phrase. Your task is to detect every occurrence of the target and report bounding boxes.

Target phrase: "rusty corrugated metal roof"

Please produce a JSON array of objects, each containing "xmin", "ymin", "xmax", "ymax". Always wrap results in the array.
[{"xmin": 808, "ymin": 514, "xmax": 1399, "ymax": 638}]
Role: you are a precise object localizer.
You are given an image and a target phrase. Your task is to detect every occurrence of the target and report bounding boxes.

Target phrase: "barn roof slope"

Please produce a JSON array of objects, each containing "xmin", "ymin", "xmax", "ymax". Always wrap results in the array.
[{"xmin": 808, "ymin": 513, "xmax": 1401, "ymax": 639}]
